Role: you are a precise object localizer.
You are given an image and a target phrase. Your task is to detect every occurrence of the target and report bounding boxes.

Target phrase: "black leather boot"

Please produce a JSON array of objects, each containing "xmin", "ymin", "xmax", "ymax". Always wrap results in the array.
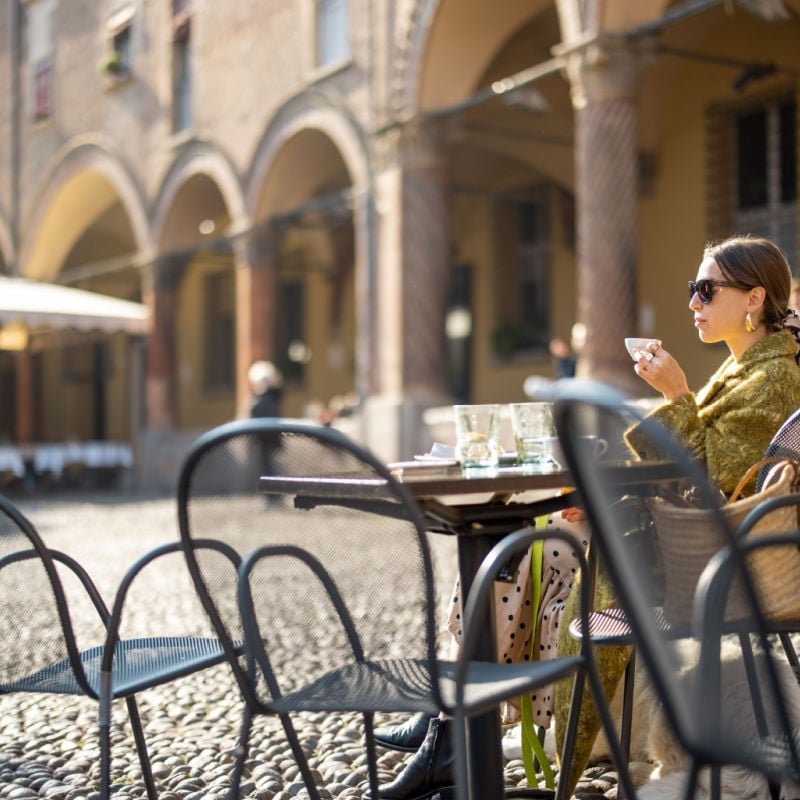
[
  {"xmin": 365, "ymin": 717, "xmax": 456, "ymax": 800},
  {"xmin": 373, "ymin": 712, "xmax": 433, "ymax": 752}
]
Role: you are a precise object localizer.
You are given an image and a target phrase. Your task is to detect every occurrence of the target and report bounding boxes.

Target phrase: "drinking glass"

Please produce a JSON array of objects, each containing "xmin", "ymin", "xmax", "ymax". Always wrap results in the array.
[
  {"xmin": 453, "ymin": 404, "xmax": 502, "ymax": 468},
  {"xmin": 509, "ymin": 402, "xmax": 556, "ymax": 467}
]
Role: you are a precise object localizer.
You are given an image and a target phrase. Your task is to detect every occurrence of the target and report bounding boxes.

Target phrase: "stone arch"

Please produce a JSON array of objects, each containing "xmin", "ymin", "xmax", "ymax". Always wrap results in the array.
[
  {"xmin": 393, "ymin": 0, "xmax": 558, "ymax": 114},
  {"xmin": 389, "ymin": 0, "xmax": 440, "ymax": 117},
  {"xmin": 244, "ymin": 90, "xmax": 373, "ymax": 417},
  {"xmin": 151, "ymin": 139, "xmax": 246, "ymax": 248},
  {"xmin": 246, "ymin": 89, "xmax": 370, "ymax": 216},
  {"xmin": 19, "ymin": 135, "xmax": 150, "ymax": 280}
]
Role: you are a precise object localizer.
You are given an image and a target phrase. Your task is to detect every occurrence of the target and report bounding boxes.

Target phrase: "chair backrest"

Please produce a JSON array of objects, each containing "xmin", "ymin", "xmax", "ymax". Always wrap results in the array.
[
  {"xmin": 755, "ymin": 407, "xmax": 800, "ymax": 491},
  {"xmin": 0, "ymin": 495, "xmax": 99, "ymax": 696},
  {"xmin": 552, "ymin": 381, "xmax": 800, "ymax": 784},
  {"xmin": 177, "ymin": 419, "xmax": 442, "ymax": 711}
]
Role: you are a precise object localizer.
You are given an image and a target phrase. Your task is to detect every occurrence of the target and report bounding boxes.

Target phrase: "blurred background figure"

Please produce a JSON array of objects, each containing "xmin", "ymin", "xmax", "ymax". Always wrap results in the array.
[
  {"xmin": 549, "ymin": 337, "xmax": 576, "ymax": 379},
  {"xmin": 248, "ymin": 361, "xmax": 284, "ymax": 419},
  {"xmin": 791, "ymin": 278, "xmax": 800, "ymax": 312},
  {"xmin": 524, "ymin": 325, "xmax": 584, "ymax": 399}
]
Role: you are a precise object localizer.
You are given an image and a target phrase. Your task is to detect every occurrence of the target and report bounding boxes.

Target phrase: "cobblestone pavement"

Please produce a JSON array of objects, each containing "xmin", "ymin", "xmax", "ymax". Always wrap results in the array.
[{"xmin": 0, "ymin": 492, "xmax": 626, "ymax": 800}]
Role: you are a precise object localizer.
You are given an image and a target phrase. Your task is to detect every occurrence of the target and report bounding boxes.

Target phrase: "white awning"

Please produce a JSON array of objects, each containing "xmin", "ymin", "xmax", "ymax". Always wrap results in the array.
[{"xmin": 0, "ymin": 276, "xmax": 149, "ymax": 335}]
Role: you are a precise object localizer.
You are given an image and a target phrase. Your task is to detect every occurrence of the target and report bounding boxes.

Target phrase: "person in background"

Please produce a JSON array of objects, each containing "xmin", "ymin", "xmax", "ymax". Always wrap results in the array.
[
  {"xmin": 549, "ymin": 337, "xmax": 577, "ymax": 379},
  {"xmin": 248, "ymin": 361, "xmax": 284, "ymax": 419}
]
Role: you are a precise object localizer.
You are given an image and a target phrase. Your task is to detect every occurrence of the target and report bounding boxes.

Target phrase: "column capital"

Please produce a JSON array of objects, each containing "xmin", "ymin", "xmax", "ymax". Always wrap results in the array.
[
  {"xmin": 373, "ymin": 117, "xmax": 448, "ymax": 173},
  {"xmin": 554, "ymin": 33, "xmax": 649, "ymax": 109},
  {"xmin": 237, "ymin": 220, "xmax": 284, "ymax": 267},
  {"xmin": 152, "ymin": 251, "xmax": 191, "ymax": 291}
]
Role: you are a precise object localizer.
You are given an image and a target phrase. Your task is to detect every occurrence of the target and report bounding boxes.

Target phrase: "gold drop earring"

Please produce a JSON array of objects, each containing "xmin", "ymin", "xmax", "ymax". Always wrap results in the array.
[{"xmin": 745, "ymin": 312, "xmax": 757, "ymax": 333}]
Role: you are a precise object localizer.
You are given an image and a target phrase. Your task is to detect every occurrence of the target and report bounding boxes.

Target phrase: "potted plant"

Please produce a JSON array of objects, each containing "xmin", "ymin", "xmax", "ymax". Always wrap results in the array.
[{"xmin": 98, "ymin": 49, "xmax": 127, "ymax": 77}]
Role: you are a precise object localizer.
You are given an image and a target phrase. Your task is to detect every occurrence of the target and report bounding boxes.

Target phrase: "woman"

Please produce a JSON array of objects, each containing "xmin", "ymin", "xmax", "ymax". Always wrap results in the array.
[
  {"xmin": 554, "ymin": 233, "xmax": 800, "ymax": 792},
  {"xmin": 367, "ymin": 235, "xmax": 800, "ymax": 800}
]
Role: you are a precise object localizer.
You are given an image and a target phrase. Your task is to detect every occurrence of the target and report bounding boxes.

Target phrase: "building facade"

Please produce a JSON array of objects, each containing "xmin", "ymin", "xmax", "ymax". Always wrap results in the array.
[{"xmin": 0, "ymin": 0, "xmax": 798, "ymax": 483}]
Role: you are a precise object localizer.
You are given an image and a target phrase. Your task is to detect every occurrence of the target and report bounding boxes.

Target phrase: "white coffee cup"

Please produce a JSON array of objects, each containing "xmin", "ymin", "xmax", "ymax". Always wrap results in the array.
[{"xmin": 624, "ymin": 337, "xmax": 662, "ymax": 362}]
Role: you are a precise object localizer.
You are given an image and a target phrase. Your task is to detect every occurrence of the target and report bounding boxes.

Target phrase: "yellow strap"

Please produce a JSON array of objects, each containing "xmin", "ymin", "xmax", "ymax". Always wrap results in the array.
[{"xmin": 519, "ymin": 517, "xmax": 555, "ymax": 789}]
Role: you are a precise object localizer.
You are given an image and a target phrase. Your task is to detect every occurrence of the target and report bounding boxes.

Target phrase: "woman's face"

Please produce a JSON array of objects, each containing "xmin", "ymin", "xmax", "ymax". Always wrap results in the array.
[{"xmin": 690, "ymin": 256, "xmax": 752, "ymax": 345}]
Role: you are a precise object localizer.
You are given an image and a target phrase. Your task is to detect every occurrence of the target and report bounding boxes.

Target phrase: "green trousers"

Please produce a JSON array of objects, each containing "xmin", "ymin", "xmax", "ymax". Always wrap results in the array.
[{"xmin": 553, "ymin": 569, "xmax": 631, "ymax": 795}]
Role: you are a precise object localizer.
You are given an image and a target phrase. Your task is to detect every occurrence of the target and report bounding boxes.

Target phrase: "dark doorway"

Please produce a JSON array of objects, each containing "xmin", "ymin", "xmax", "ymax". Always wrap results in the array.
[{"xmin": 446, "ymin": 264, "xmax": 473, "ymax": 403}]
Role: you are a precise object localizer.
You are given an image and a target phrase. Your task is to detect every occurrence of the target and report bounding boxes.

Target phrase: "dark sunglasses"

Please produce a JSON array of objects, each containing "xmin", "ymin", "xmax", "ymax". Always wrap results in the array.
[{"xmin": 688, "ymin": 279, "xmax": 744, "ymax": 304}]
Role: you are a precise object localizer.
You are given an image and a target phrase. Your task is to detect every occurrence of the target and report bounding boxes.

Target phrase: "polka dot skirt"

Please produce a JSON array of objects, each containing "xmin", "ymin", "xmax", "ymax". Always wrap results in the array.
[{"xmin": 448, "ymin": 515, "xmax": 590, "ymax": 727}]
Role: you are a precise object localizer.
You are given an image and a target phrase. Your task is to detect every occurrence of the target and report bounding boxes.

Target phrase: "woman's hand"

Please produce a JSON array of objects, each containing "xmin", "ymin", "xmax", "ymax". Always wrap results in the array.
[
  {"xmin": 561, "ymin": 507, "xmax": 585, "ymax": 523},
  {"xmin": 633, "ymin": 342, "xmax": 690, "ymax": 401}
]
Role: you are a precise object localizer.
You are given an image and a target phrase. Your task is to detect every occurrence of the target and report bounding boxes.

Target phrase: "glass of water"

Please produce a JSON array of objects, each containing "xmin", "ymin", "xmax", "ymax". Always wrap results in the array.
[
  {"xmin": 453, "ymin": 404, "xmax": 502, "ymax": 468},
  {"xmin": 508, "ymin": 402, "xmax": 556, "ymax": 468}
]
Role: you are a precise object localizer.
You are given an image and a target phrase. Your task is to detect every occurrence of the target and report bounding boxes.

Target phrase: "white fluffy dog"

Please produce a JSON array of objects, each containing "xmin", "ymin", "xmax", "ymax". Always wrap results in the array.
[{"xmin": 590, "ymin": 638, "xmax": 800, "ymax": 800}]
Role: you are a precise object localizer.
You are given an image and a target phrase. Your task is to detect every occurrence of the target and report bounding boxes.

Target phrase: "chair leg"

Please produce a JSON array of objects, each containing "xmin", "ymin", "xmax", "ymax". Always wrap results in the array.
[
  {"xmin": 227, "ymin": 704, "xmax": 253, "ymax": 800},
  {"xmin": 125, "ymin": 696, "xmax": 158, "ymax": 800},
  {"xmin": 684, "ymin": 760, "xmax": 700, "ymax": 800},
  {"xmin": 362, "ymin": 712, "xmax": 381, "ymax": 800},
  {"xmin": 620, "ymin": 649, "xmax": 636, "ymax": 763},
  {"xmin": 710, "ymin": 764, "xmax": 721, "ymax": 800},
  {"xmin": 99, "ymin": 717, "xmax": 112, "ymax": 800},
  {"xmin": 279, "ymin": 712, "xmax": 323, "ymax": 800},
  {"xmin": 453, "ymin": 710, "xmax": 470, "ymax": 800},
  {"xmin": 738, "ymin": 633, "xmax": 769, "ymax": 738},
  {"xmin": 555, "ymin": 670, "xmax": 585, "ymax": 800},
  {"xmin": 583, "ymin": 661, "xmax": 638, "ymax": 800},
  {"xmin": 779, "ymin": 632, "xmax": 800, "ymax": 674}
]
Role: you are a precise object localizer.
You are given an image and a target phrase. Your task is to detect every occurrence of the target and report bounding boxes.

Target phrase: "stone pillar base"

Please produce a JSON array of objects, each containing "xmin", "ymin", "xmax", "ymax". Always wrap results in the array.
[{"xmin": 363, "ymin": 390, "xmax": 453, "ymax": 463}]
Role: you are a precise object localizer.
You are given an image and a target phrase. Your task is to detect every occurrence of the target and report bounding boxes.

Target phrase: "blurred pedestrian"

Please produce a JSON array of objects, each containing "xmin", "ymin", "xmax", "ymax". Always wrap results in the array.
[
  {"xmin": 248, "ymin": 361, "xmax": 283, "ymax": 419},
  {"xmin": 549, "ymin": 337, "xmax": 576, "ymax": 379}
]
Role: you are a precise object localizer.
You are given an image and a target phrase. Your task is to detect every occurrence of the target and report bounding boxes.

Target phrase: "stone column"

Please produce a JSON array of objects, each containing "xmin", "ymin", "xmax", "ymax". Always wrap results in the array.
[
  {"xmin": 144, "ymin": 252, "xmax": 188, "ymax": 429},
  {"xmin": 234, "ymin": 223, "xmax": 281, "ymax": 417},
  {"xmin": 14, "ymin": 349, "xmax": 33, "ymax": 443},
  {"xmin": 399, "ymin": 122, "xmax": 451, "ymax": 401},
  {"xmin": 369, "ymin": 121, "xmax": 452, "ymax": 459},
  {"xmin": 558, "ymin": 36, "xmax": 642, "ymax": 392}
]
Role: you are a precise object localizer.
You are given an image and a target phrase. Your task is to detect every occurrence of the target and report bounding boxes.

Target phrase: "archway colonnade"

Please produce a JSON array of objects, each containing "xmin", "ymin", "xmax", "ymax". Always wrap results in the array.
[{"xmin": 5, "ymin": 0, "xmax": 797, "ymax": 468}]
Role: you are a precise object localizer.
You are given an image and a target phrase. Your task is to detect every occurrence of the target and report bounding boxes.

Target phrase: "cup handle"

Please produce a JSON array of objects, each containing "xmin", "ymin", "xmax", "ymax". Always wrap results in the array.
[{"xmin": 594, "ymin": 438, "xmax": 608, "ymax": 457}]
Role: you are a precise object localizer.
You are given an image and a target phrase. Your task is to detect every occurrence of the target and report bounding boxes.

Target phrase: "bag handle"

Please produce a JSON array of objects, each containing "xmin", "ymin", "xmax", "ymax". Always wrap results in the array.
[{"xmin": 729, "ymin": 457, "xmax": 796, "ymax": 503}]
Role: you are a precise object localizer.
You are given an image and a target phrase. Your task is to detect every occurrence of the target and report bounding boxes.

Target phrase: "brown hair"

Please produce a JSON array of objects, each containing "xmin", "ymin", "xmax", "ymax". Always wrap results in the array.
[{"xmin": 704, "ymin": 235, "xmax": 792, "ymax": 331}]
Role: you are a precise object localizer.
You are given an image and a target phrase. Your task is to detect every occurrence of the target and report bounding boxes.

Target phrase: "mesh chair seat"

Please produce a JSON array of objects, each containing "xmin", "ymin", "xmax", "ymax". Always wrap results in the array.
[
  {"xmin": 4, "ymin": 637, "xmax": 233, "ymax": 696},
  {"xmin": 572, "ymin": 606, "xmax": 800, "ymax": 645},
  {"xmin": 570, "ymin": 605, "xmax": 670, "ymax": 645},
  {"xmin": 437, "ymin": 656, "xmax": 586, "ymax": 714},
  {"xmin": 267, "ymin": 658, "xmax": 437, "ymax": 714},
  {"xmin": 266, "ymin": 655, "xmax": 586, "ymax": 716}
]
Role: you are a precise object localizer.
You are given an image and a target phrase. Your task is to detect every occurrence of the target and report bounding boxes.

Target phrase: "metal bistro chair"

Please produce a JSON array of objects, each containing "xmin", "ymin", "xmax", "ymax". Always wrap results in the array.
[
  {"xmin": 0, "ymin": 494, "xmax": 238, "ymax": 800},
  {"xmin": 553, "ymin": 381, "xmax": 800, "ymax": 800},
  {"xmin": 176, "ymin": 418, "xmax": 635, "ymax": 800},
  {"xmin": 755, "ymin": 407, "xmax": 800, "ymax": 491},
  {"xmin": 568, "ymin": 401, "xmax": 800, "ymax": 765}
]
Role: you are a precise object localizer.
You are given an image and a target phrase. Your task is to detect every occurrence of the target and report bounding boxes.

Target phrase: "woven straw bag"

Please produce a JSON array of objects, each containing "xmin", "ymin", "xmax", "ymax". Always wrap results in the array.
[{"xmin": 648, "ymin": 459, "xmax": 800, "ymax": 626}]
